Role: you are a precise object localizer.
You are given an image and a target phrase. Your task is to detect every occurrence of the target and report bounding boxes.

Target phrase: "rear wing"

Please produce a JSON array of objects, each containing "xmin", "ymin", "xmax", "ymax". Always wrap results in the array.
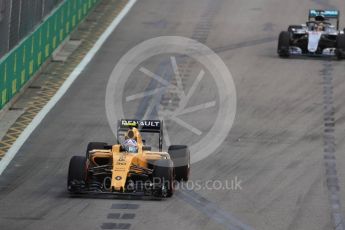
[
  {"xmin": 117, "ymin": 119, "xmax": 163, "ymax": 151},
  {"xmin": 308, "ymin": 9, "xmax": 340, "ymax": 29}
]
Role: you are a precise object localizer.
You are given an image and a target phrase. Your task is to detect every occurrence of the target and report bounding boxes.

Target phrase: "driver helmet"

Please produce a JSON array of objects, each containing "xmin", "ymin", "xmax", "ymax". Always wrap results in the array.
[
  {"xmin": 316, "ymin": 23, "xmax": 324, "ymax": 31},
  {"xmin": 122, "ymin": 139, "xmax": 138, "ymax": 153}
]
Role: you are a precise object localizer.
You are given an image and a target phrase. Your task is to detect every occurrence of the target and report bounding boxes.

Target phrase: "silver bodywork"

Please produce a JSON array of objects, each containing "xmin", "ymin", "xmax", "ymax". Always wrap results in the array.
[{"xmin": 289, "ymin": 23, "xmax": 343, "ymax": 56}]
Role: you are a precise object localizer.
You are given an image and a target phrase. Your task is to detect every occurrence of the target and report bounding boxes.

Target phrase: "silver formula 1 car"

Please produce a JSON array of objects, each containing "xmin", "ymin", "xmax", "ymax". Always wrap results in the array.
[{"xmin": 277, "ymin": 9, "xmax": 345, "ymax": 59}]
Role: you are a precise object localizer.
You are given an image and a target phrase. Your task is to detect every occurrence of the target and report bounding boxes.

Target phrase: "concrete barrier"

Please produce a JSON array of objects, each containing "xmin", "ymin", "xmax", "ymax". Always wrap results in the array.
[{"xmin": 0, "ymin": 0, "xmax": 100, "ymax": 110}]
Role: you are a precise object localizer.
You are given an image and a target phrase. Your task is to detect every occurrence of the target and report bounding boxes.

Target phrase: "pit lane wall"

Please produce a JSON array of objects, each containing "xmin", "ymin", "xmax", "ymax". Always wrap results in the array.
[{"xmin": 0, "ymin": 0, "xmax": 100, "ymax": 110}]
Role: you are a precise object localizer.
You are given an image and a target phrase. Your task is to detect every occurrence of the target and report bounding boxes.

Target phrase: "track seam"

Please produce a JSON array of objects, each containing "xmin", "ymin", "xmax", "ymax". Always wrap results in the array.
[
  {"xmin": 134, "ymin": 0, "xmax": 255, "ymax": 228},
  {"xmin": 176, "ymin": 190, "xmax": 255, "ymax": 230},
  {"xmin": 321, "ymin": 61, "xmax": 345, "ymax": 230}
]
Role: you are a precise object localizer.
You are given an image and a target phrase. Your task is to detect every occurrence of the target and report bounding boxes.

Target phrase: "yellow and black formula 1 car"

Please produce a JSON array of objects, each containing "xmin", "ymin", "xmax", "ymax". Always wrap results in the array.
[{"xmin": 67, "ymin": 119, "xmax": 190, "ymax": 198}]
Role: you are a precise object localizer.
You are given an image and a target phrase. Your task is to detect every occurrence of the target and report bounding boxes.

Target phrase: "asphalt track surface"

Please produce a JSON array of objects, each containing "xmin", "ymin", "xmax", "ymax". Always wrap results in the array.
[{"xmin": 2, "ymin": 0, "xmax": 345, "ymax": 230}]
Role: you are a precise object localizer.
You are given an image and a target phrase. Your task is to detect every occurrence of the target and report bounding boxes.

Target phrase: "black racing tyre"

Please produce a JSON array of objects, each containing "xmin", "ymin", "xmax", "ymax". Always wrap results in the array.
[
  {"xmin": 168, "ymin": 145, "xmax": 190, "ymax": 182},
  {"xmin": 86, "ymin": 142, "xmax": 108, "ymax": 159},
  {"xmin": 336, "ymin": 34, "xmax": 345, "ymax": 60},
  {"xmin": 152, "ymin": 159, "xmax": 174, "ymax": 197},
  {"xmin": 277, "ymin": 31, "xmax": 290, "ymax": 58},
  {"xmin": 67, "ymin": 156, "xmax": 86, "ymax": 192}
]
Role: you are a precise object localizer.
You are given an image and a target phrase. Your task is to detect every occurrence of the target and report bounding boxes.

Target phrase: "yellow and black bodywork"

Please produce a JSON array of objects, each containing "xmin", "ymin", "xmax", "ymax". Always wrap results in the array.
[{"xmin": 67, "ymin": 119, "xmax": 190, "ymax": 198}]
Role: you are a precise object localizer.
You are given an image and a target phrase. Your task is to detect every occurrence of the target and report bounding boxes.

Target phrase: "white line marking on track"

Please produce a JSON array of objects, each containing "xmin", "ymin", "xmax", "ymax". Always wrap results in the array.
[{"xmin": 0, "ymin": 0, "xmax": 138, "ymax": 175}]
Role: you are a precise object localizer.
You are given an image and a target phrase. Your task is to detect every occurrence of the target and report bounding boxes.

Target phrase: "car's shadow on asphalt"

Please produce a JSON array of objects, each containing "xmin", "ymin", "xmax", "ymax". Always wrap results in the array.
[{"xmin": 57, "ymin": 190, "xmax": 167, "ymax": 201}]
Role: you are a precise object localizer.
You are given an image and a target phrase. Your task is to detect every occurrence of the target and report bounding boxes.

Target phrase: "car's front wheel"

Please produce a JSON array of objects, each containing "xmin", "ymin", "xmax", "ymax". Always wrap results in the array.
[
  {"xmin": 278, "ymin": 31, "xmax": 290, "ymax": 58},
  {"xmin": 336, "ymin": 34, "xmax": 345, "ymax": 60},
  {"xmin": 67, "ymin": 156, "xmax": 86, "ymax": 193},
  {"xmin": 168, "ymin": 145, "xmax": 190, "ymax": 182},
  {"xmin": 152, "ymin": 159, "xmax": 174, "ymax": 198}
]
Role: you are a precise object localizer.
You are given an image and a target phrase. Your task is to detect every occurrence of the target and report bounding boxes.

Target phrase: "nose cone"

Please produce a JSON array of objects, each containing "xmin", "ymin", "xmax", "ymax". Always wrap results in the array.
[
  {"xmin": 308, "ymin": 32, "xmax": 322, "ymax": 52},
  {"xmin": 111, "ymin": 153, "xmax": 135, "ymax": 191}
]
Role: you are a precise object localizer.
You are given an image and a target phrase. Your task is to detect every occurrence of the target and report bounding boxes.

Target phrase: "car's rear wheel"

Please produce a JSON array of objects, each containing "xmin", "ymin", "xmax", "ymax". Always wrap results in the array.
[
  {"xmin": 86, "ymin": 142, "xmax": 108, "ymax": 159},
  {"xmin": 168, "ymin": 145, "xmax": 190, "ymax": 182},
  {"xmin": 152, "ymin": 159, "xmax": 174, "ymax": 198},
  {"xmin": 336, "ymin": 34, "xmax": 345, "ymax": 60},
  {"xmin": 278, "ymin": 31, "xmax": 290, "ymax": 58},
  {"xmin": 67, "ymin": 156, "xmax": 86, "ymax": 193}
]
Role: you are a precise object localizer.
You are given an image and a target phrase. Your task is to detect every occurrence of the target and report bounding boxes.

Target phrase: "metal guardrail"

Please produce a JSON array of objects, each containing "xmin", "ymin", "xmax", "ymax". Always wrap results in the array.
[{"xmin": 0, "ymin": 0, "xmax": 100, "ymax": 110}]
